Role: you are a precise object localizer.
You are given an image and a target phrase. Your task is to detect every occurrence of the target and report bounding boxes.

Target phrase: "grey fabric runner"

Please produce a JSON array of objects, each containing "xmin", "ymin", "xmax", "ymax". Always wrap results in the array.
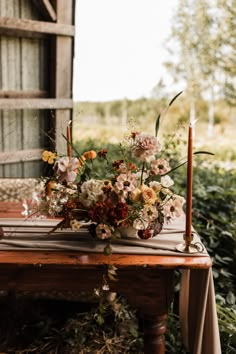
[{"xmin": 0, "ymin": 216, "xmax": 207, "ymax": 256}]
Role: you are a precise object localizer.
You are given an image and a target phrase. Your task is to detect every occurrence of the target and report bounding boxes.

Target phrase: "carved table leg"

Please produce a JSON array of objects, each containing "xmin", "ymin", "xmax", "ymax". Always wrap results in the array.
[
  {"xmin": 143, "ymin": 314, "xmax": 167, "ymax": 354},
  {"xmin": 112, "ymin": 268, "xmax": 173, "ymax": 354}
]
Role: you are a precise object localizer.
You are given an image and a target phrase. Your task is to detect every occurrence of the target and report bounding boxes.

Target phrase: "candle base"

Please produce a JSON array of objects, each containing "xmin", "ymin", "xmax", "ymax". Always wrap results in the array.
[
  {"xmin": 176, "ymin": 233, "xmax": 200, "ymax": 254},
  {"xmin": 176, "ymin": 242, "xmax": 200, "ymax": 254}
]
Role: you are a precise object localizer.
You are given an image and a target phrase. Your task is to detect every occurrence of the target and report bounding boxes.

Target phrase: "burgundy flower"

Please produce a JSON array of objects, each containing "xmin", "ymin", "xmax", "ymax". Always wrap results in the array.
[
  {"xmin": 137, "ymin": 228, "xmax": 153, "ymax": 239},
  {"xmin": 98, "ymin": 149, "xmax": 108, "ymax": 158},
  {"xmin": 112, "ymin": 159, "xmax": 124, "ymax": 169},
  {"xmin": 88, "ymin": 198, "xmax": 128, "ymax": 228}
]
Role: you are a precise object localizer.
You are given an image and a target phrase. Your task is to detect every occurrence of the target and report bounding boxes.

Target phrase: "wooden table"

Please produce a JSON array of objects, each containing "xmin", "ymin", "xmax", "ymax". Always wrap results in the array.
[{"xmin": 0, "ymin": 202, "xmax": 212, "ymax": 353}]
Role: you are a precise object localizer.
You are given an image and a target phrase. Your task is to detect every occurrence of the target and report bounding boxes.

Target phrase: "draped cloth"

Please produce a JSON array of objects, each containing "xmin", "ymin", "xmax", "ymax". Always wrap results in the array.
[
  {"xmin": 180, "ymin": 268, "xmax": 221, "ymax": 354},
  {"xmin": 0, "ymin": 216, "xmax": 222, "ymax": 353}
]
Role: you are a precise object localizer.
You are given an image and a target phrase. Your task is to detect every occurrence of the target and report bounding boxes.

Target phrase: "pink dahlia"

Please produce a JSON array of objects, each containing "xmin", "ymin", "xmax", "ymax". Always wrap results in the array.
[{"xmin": 131, "ymin": 134, "xmax": 161, "ymax": 162}]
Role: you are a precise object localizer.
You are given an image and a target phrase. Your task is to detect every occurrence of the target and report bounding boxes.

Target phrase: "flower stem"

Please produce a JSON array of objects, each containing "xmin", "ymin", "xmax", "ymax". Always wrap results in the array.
[{"xmin": 140, "ymin": 162, "xmax": 145, "ymax": 185}]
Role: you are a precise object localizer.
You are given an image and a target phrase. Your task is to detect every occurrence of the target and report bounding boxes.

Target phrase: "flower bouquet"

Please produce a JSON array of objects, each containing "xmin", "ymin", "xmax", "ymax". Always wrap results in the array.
[{"xmin": 30, "ymin": 95, "xmax": 186, "ymax": 252}]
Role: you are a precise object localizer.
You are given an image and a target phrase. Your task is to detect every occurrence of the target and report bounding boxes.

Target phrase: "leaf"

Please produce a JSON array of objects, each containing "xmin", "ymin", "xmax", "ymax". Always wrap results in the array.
[
  {"xmin": 155, "ymin": 91, "xmax": 183, "ymax": 134},
  {"xmin": 165, "ymin": 150, "xmax": 214, "ymax": 176},
  {"xmin": 226, "ymin": 291, "xmax": 236, "ymax": 305},
  {"xmin": 62, "ymin": 133, "xmax": 81, "ymax": 157},
  {"xmin": 95, "ymin": 314, "xmax": 104, "ymax": 325},
  {"xmin": 107, "ymin": 272, "xmax": 118, "ymax": 282},
  {"xmin": 168, "ymin": 90, "xmax": 183, "ymax": 107},
  {"xmin": 104, "ymin": 244, "xmax": 112, "ymax": 256},
  {"xmin": 163, "ymin": 160, "xmax": 187, "ymax": 175},
  {"xmin": 193, "ymin": 151, "xmax": 214, "ymax": 156},
  {"xmin": 155, "ymin": 113, "xmax": 161, "ymax": 137}
]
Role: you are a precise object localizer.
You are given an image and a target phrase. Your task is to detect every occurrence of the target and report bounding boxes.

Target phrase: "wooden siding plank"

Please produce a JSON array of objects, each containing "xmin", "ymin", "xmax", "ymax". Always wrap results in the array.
[
  {"xmin": 0, "ymin": 0, "xmax": 20, "ymax": 17},
  {"xmin": 0, "ymin": 17, "xmax": 75, "ymax": 37},
  {"xmin": 2, "ymin": 110, "xmax": 23, "ymax": 177},
  {"xmin": 21, "ymin": 0, "xmax": 42, "ymax": 21},
  {"xmin": 0, "ymin": 148, "xmax": 43, "ymax": 165},
  {"xmin": 53, "ymin": 0, "xmax": 74, "ymax": 155},
  {"xmin": 0, "ymin": 13, "xmax": 22, "ymax": 177},
  {"xmin": 21, "ymin": 38, "xmax": 41, "ymax": 90},
  {"xmin": 0, "ymin": 98, "xmax": 73, "ymax": 109},
  {"xmin": 21, "ymin": 32, "xmax": 42, "ymax": 177},
  {"xmin": 0, "ymin": 90, "xmax": 48, "ymax": 98}
]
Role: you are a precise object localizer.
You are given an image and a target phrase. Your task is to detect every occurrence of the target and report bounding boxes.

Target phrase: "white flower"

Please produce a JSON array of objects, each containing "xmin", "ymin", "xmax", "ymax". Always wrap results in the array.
[
  {"xmin": 164, "ymin": 195, "xmax": 185, "ymax": 221},
  {"xmin": 79, "ymin": 179, "xmax": 105, "ymax": 207},
  {"xmin": 133, "ymin": 217, "xmax": 149, "ymax": 230},
  {"xmin": 115, "ymin": 173, "xmax": 137, "ymax": 193},
  {"xmin": 70, "ymin": 219, "xmax": 81, "ymax": 231},
  {"xmin": 143, "ymin": 204, "xmax": 159, "ymax": 222},
  {"xmin": 134, "ymin": 170, "xmax": 149, "ymax": 182},
  {"xmin": 133, "ymin": 203, "xmax": 159, "ymax": 231},
  {"xmin": 151, "ymin": 158, "xmax": 170, "ymax": 175},
  {"xmin": 54, "ymin": 157, "xmax": 79, "ymax": 182},
  {"xmin": 149, "ymin": 181, "xmax": 162, "ymax": 192},
  {"xmin": 161, "ymin": 175, "xmax": 174, "ymax": 188}
]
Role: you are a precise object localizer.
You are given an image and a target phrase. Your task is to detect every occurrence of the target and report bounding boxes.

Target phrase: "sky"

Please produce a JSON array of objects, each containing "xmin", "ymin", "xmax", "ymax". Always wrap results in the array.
[{"xmin": 73, "ymin": 0, "xmax": 178, "ymax": 102}]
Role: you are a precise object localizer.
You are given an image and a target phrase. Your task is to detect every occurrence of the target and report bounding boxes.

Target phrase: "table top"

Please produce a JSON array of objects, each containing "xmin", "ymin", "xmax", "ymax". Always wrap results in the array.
[
  {"xmin": 0, "ymin": 201, "xmax": 212, "ymax": 270},
  {"xmin": 0, "ymin": 250, "xmax": 212, "ymax": 269}
]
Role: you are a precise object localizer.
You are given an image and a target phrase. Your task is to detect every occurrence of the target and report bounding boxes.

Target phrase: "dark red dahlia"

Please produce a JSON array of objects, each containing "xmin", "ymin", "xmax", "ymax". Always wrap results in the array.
[{"xmin": 98, "ymin": 149, "xmax": 107, "ymax": 158}]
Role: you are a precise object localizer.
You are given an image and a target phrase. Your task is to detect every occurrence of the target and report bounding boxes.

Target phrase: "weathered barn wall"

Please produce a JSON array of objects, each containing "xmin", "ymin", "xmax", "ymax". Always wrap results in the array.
[
  {"xmin": 0, "ymin": 0, "xmax": 75, "ymax": 179},
  {"xmin": 0, "ymin": 0, "xmax": 50, "ymax": 177}
]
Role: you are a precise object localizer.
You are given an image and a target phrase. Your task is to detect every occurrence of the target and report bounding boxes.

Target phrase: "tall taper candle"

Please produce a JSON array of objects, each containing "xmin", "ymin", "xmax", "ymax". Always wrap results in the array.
[
  {"xmin": 185, "ymin": 123, "xmax": 193, "ymax": 245},
  {"xmin": 67, "ymin": 121, "xmax": 72, "ymax": 159}
]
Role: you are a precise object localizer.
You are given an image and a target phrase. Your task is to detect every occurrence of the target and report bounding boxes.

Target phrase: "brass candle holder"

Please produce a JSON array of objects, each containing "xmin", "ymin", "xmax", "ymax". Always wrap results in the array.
[{"xmin": 176, "ymin": 232, "xmax": 200, "ymax": 253}]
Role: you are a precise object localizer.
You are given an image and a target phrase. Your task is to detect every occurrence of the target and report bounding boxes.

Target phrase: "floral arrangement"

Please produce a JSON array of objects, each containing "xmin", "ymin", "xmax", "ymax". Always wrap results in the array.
[{"xmin": 30, "ymin": 94, "xmax": 186, "ymax": 251}]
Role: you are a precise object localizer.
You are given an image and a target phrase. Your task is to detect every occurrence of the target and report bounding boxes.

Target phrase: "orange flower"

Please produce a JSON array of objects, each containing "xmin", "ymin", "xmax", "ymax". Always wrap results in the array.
[
  {"xmin": 128, "ymin": 162, "xmax": 136, "ymax": 171},
  {"xmin": 131, "ymin": 131, "xmax": 140, "ymax": 139},
  {"xmin": 140, "ymin": 185, "xmax": 157, "ymax": 205},
  {"xmin": 45, "ymin": 180, "xmax": 55, "ymax": 197},
  {"xmin": 83, "ymin": 150, "xmax": 97, "ymax": 160}
]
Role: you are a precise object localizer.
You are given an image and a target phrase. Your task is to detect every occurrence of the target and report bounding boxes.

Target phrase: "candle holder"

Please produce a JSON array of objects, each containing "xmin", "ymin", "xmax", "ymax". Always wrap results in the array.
[{"xmin": 176, "ymin": 232, "xmax": 203, "ymax": 253}]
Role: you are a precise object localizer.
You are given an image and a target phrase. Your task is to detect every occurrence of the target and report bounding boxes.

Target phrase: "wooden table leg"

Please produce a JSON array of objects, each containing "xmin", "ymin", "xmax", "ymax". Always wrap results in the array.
[
  {"xmin": 115, "ymin": 268, "xmax": 173, "ymax": 354},
  {"xmin": 143, "ymin": 314, "xmax": 167, "ymax": 354}
]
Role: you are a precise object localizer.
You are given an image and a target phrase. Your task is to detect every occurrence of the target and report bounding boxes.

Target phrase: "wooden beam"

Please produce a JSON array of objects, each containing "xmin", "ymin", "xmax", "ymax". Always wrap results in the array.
[
  {"xmin": 0, "ymin": 98, "xmax": 73, "ymax": 110},
  {"xmin": 32, "ymin": 0, "xmax": 57, "ymax": 22},
  {"xmin": 0, "ymin": 90, "xmax": 48, "ymax": 98},
  {"xmin": 0, "ymin": 149, "xmax": 43, "ymax": 165},
  {"xmin": 0, "ymin": 17, "xmax": 75, "ymax": 38},
  {"xmin": 53, "ymin": 0, "xmax": 75, "ymax": 155}
]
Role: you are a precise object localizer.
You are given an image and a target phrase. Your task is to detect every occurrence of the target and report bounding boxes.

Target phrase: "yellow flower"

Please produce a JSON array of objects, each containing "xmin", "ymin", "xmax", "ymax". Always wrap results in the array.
[
  {"xmin": 83, "ymin": 150, "xmax": 97, "ymax": 160},
  {"xmin": 42, "ymin": 150, "xmax": 56, "ymax": 164},
  {"xmin": 131, "ymin": 187, "xmax": 142, "ymax": 202}
]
